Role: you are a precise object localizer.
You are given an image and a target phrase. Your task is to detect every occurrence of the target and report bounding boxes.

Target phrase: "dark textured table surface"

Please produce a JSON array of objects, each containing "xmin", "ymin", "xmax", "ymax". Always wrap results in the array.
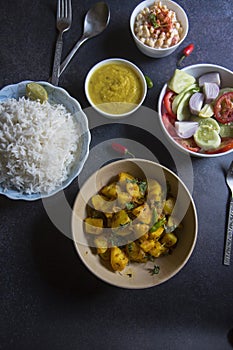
[{"xmin": 0, "ymin": 1, "xmax": 233, "ymax": 349}]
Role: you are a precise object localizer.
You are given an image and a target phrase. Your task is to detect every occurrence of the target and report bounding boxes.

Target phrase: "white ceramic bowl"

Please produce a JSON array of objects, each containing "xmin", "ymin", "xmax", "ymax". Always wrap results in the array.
[
  {"xmin": 72, "ymin": 159, "xmax": 198, "ymax": 289},
  {"xmin": 0, "ymin": 80, "xmax": 91, "ymax": 200},
  {"xmin": 130, "ymin": 0, "xmax": 189, "ymax": 58},
  {"xmin": 85, "ymin": 58, "xmax": 147, "ymax": 119},
  {"xmin": 158, "ymin": 64, "xmax": 233, "ymax": 157}
]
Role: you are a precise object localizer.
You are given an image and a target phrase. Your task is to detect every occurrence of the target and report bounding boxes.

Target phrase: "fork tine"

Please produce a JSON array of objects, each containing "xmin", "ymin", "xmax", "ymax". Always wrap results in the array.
[
  {"xmin": 57, "ymin": 0, "xmax": 61, "ymax": 18},
  {"xmin": 67, "ymin": 0, "xmax": 72, "ymax": 20},
  {"xmin": 66, "ymin": 0, "xmax": 69, "ymax": 17},
  {"xmin": 61, "ymin": 0, "xmax": 65, "ymax": 17},
  {"xmin": 58, "ymin": 0, "xmax": 71, "ymax": 19}
]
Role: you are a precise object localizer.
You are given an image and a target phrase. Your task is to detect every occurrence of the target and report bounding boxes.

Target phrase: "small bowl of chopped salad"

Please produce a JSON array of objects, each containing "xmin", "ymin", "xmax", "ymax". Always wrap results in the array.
[
  {"xmin": 130, "ymin": 0, "xmax": 189, "ymax": 58},
  {"xmin": 158, "ymin": 64, "xmax": 233, "ymax": 157}
]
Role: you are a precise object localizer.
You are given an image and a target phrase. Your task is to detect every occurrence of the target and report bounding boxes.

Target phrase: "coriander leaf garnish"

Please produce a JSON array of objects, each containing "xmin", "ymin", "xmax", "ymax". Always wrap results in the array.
[
  {"xmin": 125, "ymin": 202, "xmax": 135, "ymax": 210},
  {"xmin": 148, "ymin": 13, "xmax": 157, "ymax": 27},
  {"xmin": 139, "ymin": 181, "xmax": 147, "ymax": 194},
  {"xmin": 148, "ymin": 265, "xmax": 160, "ymax": 275}
]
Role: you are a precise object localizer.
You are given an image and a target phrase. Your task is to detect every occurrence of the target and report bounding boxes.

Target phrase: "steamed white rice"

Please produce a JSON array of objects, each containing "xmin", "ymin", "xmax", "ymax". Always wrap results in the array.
[{"xmin": 0, "ymin": 97, "xmax": 80, "ymax": 194}]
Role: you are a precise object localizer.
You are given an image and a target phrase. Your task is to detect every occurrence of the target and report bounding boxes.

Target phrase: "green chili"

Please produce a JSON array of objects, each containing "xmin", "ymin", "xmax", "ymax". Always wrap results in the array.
[{"xmin": 145, "ymin": 75, "xmax": 153, "ymax": 89}]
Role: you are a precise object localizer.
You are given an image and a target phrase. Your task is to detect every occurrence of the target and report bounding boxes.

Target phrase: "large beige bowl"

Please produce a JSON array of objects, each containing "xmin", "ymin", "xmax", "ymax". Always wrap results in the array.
[
  {"xmin": 130, "ymin": 0, "xmax": 189, "ymax": 58},
  {"xmin": 158, "ymin": 64, "xmax": 233, "ymax": 157},
  {"xmin": 72, "ymin": 159, "xmax": 197, "ymax": 289}
]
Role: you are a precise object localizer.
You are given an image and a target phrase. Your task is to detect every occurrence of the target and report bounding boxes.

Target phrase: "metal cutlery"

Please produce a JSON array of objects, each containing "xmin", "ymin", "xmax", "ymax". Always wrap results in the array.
[
  {"xmin": 51, "ymin": 0, "xmax": 72, "ymax": 86},
  {"xmin": 59, "ymin": 1, "xmax": 110, "ymax": 77},
  {"xmin": 224, "ymin": 161, "xmax": 233, "ymax": 265}
]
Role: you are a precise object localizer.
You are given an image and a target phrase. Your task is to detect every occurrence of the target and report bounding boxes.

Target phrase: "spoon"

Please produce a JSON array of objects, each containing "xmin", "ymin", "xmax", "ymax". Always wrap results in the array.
[{"xmin": 59, "ymin": 2, "xmax": 110, "ymax": 77}]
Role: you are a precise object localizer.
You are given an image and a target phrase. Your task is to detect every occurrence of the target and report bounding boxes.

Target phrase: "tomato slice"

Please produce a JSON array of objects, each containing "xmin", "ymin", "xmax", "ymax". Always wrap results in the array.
[
  {"xmin": 174, "ymin": 137, "xmax": 200, "ymax": 153},
  {"xmin": 162, "ymin": 113, "xmax": 177, "ymax": 137},
  {"xmin": 214, "ymin": 92, "xmax": 233, "ymax": 124},
  {"xmin": 205, "ymin": 137, "xmax": 233, "ymax": 154},
  {"xmin": 163, "ymin": 91, "xmax": 177, "ymax": 119}
]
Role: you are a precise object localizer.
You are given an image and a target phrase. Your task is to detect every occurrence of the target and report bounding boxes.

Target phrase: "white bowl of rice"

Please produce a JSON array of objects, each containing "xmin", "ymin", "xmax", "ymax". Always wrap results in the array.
[{"xmin": 0, "ymin": 81, "xmax": 91, "ymax": 200}]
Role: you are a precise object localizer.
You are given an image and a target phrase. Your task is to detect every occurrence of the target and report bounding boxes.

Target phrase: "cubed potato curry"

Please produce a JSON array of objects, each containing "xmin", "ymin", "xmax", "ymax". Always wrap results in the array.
[{"xmin": 84, "ymin": 172, "xmax": 181, "ymax": 272}]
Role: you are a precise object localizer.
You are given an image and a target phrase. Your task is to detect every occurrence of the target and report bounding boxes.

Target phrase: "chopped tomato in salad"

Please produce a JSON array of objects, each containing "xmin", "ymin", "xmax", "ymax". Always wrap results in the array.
[
  {"xmin": 162, "ymin": 113, "xmax": 176, "ymax": 137},
  {"xmin": 163, "ymin": 91, "xmax": 176, "ymax": 119},
  {"xmin": 174, "ymin": 137, "xmax": 201, "ymax": 153},
  {"xmin": 205, "ymin": 138, "xmax": 233, "ymax": 154},
  {"xmin": 214, "ymin": 92, "xmax": 233, "ymax": 124}
]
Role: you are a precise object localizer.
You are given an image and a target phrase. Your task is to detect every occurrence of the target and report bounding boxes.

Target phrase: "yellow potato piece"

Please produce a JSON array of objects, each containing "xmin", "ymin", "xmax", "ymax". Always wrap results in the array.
[
  {"xmin": 118, "ymin": 172, "xmax": 135, "ymax": 183},
  {"xmin": 91, "ymin": 194, "xmax": 114, "ymax": 213},
  {"xmin": 149, "ymin": 226, "xmax": 164, "ymax": 240},
  {"xmin": 84, "ymin": 217, "xmax": 103, "ymax": 235},
  {"xmin": 147, "ymin": 179, "xmax": 163, "ymax": 201},
  {"xmin": 117, "ymin": 191, "xmax": 132, "ymax": 208},
  {"xmin": 101, "ymin": 182, "xmax": 118, "ymax": 199},
  {"xmin": 164, "ymin": 197, "xmax": 175, "ymax": 215},
  {"xmin": 132, "ymin": 203, "xmax": 152, "ymax": 224},
  {"xmin": 126, "ymin": 242, "xmax": 147, "ymax": 263},
  {"xmin": 161, "ymin": 233, "xmax": 178, "ymax": 247},
  {"xmin": 94, "ymin": 236, "xmax": 108, "ymax": 254},
  {"xmin": 111, "ymin": 210, "xmax": 131, "ymax": 228},
  {"xmin": 111, "ymin": 247, "xmax": 129, "ymax": 271},
  {"xmin": 140, "ymin": 239, "xmax": 155, "ymax": 253},
  {"xmin": 149, "ymin": 241, "xmax": 167, "ymax": 257},
  {"xmin": 126, "ymin": 182, "xmax": 140, "ymax": 198}
]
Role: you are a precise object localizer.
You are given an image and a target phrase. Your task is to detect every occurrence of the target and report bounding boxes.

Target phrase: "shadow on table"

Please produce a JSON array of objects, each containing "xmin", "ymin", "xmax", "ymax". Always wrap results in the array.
[
  {"xmin": 228, "ymin": 328, "xmax": 233, "ymax": 348},
  {"xmin": 31, "ymin": 212, "xmax": 110, "ymax": 299}
]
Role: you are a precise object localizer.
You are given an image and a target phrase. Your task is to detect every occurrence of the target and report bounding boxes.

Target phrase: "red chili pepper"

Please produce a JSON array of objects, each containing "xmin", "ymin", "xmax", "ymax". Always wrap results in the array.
[
  {"xmin": 177, "ymin": 43, "xmax": 194, "ymax": 66},
  {"xmin": 111, "ymin": 142, "xmax": 135, "ymax": 158}
]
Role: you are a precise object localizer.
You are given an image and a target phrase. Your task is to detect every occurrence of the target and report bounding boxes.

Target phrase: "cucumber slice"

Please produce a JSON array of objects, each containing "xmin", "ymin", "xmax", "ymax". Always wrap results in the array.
[
  {"xmin": 176, "ymin": 91, "xmax": 193, "ymax": 121},
  {"xmin": 198, "ymin": 103, "xmax": 214, "ymax": 118},
  {"xmin": 194, "ymin": 125, "xmax": 221, "ymax": 150},
  {"xmin": 219, "ymin": 123, "xmax": 233, "ymax": 137},
  {"xmin": 217, "ymin": 88, "xmax": 233, "ymax": 97},
  {"xmin": 168, "ymin": 69, "xmax": 196, "ymax": 94},
  {"xmin": 172, "ymin": 84, "xmax": 199, "ymax": 114},
  {"xmin": 199, "ymin": 118, "xmax": 220, "ymax": 134}
]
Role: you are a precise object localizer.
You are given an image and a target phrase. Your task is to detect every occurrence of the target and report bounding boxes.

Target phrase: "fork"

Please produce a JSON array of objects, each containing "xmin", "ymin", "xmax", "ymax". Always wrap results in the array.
[
  {"xmin": 51, "ymin": 0, "xmax": 72, "ymax": 86},
  {"xmin": 224, "ymin": 161, "xmax": 233, "ymax": 265}
]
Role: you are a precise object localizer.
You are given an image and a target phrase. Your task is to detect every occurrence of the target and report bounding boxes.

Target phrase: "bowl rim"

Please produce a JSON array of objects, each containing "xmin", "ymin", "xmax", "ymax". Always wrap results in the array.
[
  {"xmin": 130, "ymin": 0, "xmax": 189, "ymax": 53},
  {"xmin": 0, "ymin": 80, "xmax": 91, "ymax": 200},
  {"xmin": 84, "ymin": 57, "xmax": 147, "ymax": 119},
  {"xmin": 157, "ymin": 63, "xmax": 233, "ymax": 157},
  {"xmin": 71, "ymin": 158, "xmax": 198, "ymax": 289}
]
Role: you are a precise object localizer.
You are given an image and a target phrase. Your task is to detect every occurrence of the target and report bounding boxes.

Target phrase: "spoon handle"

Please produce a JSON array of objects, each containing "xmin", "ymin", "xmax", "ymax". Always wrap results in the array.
[{"xmin": 59, "ymin": 35, "xmax": 88, "ymax": 77}]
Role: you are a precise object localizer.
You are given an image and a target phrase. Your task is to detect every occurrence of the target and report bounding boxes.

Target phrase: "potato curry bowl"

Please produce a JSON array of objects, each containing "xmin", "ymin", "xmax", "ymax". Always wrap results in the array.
[{"xmin": 72, "ymin": 159, "xmax": 197, "ymax": 289}]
